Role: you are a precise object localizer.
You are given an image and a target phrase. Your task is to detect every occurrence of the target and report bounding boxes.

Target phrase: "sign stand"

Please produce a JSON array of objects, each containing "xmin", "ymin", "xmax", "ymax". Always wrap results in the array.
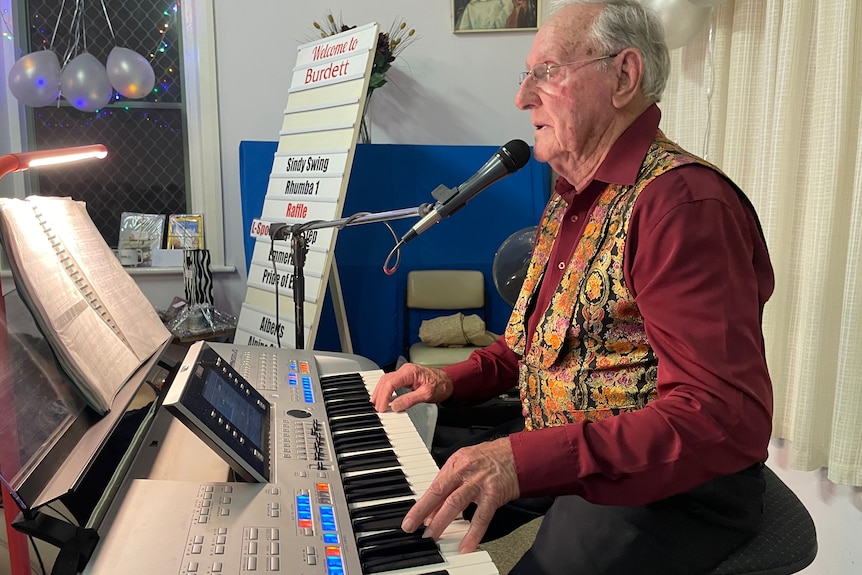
[{"xmin": 328, "ymin": 262, "xmax": 352, "ymax": 354}]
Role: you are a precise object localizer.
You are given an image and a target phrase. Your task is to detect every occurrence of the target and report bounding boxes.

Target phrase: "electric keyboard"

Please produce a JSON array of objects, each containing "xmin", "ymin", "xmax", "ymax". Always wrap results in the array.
[{"xmin": 83, "ymin": 343, "xmax": 499, "ymax": 575}]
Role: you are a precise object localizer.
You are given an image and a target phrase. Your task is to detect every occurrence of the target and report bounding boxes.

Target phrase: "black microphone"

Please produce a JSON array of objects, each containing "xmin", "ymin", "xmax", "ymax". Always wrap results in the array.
[{"xmin": 400, "ymin": 139, "xmax": 532, "ymax": 244}]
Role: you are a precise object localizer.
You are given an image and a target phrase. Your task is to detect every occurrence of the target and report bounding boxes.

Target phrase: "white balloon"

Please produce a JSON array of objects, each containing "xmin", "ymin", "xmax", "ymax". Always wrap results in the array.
[
  {"xmin": 642, "ymin": 0, "xmax": 712, "ymax": 50},
  {"xmin": 106, "ymin": 47, "xmax": 155, "ymax": 99},
  {"xmin": 7, "ymin": 50, "xmax": 61, "ymax": 107},
  {"xmin": 60, "ymin": 53, "xmax": 114, "ymax": 112}
]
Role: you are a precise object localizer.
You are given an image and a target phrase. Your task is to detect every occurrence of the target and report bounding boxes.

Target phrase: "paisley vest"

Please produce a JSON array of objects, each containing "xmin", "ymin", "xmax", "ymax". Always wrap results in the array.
[{"xmin": 504, "ymin": 132, "xmax": 723, "ymax": 431}]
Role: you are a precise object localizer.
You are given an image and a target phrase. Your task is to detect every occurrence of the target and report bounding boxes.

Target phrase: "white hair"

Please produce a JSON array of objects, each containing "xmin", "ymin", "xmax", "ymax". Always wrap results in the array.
[{"xmin": 545, "ymin": 0, "xmax": 670, "ymax": 102}]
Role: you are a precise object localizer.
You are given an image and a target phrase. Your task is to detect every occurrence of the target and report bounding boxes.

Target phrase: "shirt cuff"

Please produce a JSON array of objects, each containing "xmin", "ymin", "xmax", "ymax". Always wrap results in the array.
[
  {"xmin": 510, "ymin": 425, "xmax": 580, "ymax": 497},
  {"xmin": 442, "ymin": 359, "xmax": 483, "ymax": 404}
]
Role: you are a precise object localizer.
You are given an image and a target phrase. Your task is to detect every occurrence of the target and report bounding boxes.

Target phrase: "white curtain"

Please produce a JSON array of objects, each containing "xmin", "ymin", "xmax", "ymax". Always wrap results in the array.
[{"xmin": 660, "ymin": 0, "xmax": 862, "ymax": 486}]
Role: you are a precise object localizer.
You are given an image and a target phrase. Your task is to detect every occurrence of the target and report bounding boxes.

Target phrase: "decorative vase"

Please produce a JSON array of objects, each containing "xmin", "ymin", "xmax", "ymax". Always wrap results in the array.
[{"xmin": 183, "ymin": 248, "xmax": 214, "ymax": 306}]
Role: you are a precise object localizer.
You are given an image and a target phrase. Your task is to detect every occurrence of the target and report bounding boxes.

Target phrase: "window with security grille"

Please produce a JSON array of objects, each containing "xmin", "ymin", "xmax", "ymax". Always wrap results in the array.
[{"xmin": 19, "ymin": 0, "xmax": 187, "ymax": 249}]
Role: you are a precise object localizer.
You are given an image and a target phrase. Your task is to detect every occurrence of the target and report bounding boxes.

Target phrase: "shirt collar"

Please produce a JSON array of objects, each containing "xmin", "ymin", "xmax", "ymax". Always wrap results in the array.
[{"xmin": 554, "ymin": 104, "xmax": 662, "ymax": 198}]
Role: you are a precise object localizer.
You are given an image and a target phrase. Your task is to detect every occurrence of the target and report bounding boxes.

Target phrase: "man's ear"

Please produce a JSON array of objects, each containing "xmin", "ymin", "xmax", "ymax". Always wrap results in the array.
[{"xmin": 612, "ymin": 49, "xmax": 644, "ymax": 108}]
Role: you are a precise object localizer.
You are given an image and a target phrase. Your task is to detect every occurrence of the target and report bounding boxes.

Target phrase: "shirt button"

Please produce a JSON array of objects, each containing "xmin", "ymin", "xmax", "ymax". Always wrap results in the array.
[
  {"xmin": 570, "ymin": 215, "xmax": 579, "ymax": 222},
  {"xmin": 558, "ymin": 262, "xmax": 565, "ymax": 270}
]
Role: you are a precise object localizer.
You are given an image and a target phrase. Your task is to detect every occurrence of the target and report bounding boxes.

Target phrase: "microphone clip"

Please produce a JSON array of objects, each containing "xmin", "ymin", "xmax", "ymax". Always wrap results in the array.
[
  {"xmin": 417, "ymin": 201, "xmax": 436, "ymax": 217},
  {"xmin": 269, "ymin": 222, "xmax": 306, "ymax": 242},
  {"xmin": 430, "ymin": 183, "xmax": 457, "ymax": 205},
  {"xmin": 269, "ymin": 223, "xmax": 289, "ymax": 241}
]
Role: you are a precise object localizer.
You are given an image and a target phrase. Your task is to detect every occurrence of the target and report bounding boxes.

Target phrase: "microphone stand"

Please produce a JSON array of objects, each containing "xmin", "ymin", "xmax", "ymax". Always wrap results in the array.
[{"xmin": 269, "ymin": 203, "xmax": 433, "ymax": 350}]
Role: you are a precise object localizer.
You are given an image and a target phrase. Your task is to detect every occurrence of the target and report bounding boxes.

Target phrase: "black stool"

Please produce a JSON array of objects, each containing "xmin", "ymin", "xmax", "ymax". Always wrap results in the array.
[{"xmin": 709, "ymin": 465, "xmax": 817, "ymax": 575}]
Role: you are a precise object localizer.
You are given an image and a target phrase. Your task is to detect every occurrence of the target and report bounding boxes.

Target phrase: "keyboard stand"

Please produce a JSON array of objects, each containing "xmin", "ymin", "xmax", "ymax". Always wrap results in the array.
[{"xmin": 14, "ymin": 512, "xmax": 99, "ymax": 575}]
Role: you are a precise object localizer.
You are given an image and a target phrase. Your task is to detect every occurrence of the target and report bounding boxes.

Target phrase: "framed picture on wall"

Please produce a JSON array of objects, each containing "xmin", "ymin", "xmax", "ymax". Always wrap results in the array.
[{"xmin": 453, "ymin": 0, "xmax": 540, "ymax": 33}]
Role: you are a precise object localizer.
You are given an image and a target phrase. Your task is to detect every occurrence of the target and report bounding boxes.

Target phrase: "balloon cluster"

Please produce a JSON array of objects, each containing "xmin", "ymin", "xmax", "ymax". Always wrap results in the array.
[
  {"xmin": 7, "ymin": 47, "xmax": 155, "ymax": 112},
  {"xmin": 642, "ymin": 0, "xmax": 727, "ymax": 50}
]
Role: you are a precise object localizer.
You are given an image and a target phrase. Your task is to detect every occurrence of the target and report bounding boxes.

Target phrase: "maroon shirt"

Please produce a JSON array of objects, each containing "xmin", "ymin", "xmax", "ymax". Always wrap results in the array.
[{"xmin": 444, "ymin": 105, "xmax": 774, "ymax": 504}]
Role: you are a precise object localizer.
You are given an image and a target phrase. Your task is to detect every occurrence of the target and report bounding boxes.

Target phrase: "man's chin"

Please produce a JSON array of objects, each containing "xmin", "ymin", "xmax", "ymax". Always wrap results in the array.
[{"xmin": 531, "ymin": 141, "xmax": 551, "ymax": 163}]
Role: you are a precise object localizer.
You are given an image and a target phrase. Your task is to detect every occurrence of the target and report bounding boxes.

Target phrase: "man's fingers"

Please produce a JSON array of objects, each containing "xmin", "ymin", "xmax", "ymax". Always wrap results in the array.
[
  {"xmin": 389, "ymin": 389, "xmax": 423, "ymax": 412},
  {"xmin": 456, "ymin": 502, "xmax": 494, "ymax": 553},
  {"xmin": 373, "ymin": 390, "xmax": 396, "ymax": 412},
  {"xmin": 370, "ymin": 374, "xmax": 402, "ymax": 412},
  {"xmin": 424, "ymin": 491, "xmax": 471, "ymax": 542},
  {"xmin": 401, "ymin": 471, "xmax": 461, "ymax": 535},
  {"xmin": 404, "ymin": 485, "xmax": 492, "ymax": 554}
]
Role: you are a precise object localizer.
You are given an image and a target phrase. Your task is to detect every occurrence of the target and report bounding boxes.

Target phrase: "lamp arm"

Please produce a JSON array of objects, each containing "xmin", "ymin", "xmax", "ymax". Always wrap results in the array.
[
  {"xmin": 0, "ymin": 144, "xmax": 107, "ymax": 179},
  {"xmin": 0, "ymin": 155, "xmax": 23, "ymax": 179}
]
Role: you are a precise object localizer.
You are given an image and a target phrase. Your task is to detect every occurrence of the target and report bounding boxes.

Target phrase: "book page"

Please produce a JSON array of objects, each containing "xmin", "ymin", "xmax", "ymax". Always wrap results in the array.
[{"xmin": 0, "ymin": 196, "xmax": 171, "ymax": 414}]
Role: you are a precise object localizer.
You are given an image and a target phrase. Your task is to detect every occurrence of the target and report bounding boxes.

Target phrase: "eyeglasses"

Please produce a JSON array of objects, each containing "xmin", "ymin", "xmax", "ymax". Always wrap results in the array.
[{"xmin": 518, "ymin": 54, "xmax": 618, "ymax": 86}]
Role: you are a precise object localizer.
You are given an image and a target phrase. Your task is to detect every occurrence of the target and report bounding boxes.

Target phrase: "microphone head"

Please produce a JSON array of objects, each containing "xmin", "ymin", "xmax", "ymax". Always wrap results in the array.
[{"xmin": 498, "ymin": 139, "xmax": 532, "ymax": 173}]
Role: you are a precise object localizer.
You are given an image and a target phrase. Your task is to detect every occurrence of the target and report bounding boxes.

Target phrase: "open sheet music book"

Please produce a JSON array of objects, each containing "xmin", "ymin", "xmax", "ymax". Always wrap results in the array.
[{"xmin": 0, "ymin": 196, "xmax": 171, "ymax": 414}]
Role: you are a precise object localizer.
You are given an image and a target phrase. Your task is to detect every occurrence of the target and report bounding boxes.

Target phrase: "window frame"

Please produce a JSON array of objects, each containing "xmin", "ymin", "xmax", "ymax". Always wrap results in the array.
[{"xmin": 0, "ymin": 0, "xmax": 225, "ymax": 270}]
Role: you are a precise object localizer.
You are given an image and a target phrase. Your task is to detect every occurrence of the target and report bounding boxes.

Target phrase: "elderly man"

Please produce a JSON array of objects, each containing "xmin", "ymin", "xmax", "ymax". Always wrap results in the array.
[{"xmin": 372, "ymin": 1, "xmax": 774, "ymax": 573}]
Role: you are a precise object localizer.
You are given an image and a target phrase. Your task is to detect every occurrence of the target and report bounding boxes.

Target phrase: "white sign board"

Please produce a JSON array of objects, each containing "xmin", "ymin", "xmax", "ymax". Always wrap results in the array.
[{"xmin": 234, "ymin": 23, "xmax": 378, "ymax": 349}]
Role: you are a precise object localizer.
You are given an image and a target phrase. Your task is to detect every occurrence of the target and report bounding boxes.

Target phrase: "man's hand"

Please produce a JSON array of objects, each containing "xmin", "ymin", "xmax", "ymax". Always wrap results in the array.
[
  {"xmin": 400, "ymin": 437, "xmax": 520, "ymax": 554},
  {"xmin": 370, "ymin": 363, "xmax": 454, "ymax": 413}
]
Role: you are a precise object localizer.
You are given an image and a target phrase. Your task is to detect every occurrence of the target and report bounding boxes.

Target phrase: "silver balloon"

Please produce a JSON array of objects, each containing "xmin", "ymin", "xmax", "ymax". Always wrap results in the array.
[
  {"xmin": 106, "ymin": 46, "xmax": 155, "ymax": 99},
  {"xmin": 60, "ymin": 53, "xmax": 114, "ymax": 112},
  {"xmin": 642, "ymin": 0, "xmax": 712, "ymax": 50},
  {"xmin": 7, "ymin": 50, "xmax": 61, "ymax": 107},
  {"xmin": 493, "ymin": 226, "xmax": 538, "ymax": 307}
]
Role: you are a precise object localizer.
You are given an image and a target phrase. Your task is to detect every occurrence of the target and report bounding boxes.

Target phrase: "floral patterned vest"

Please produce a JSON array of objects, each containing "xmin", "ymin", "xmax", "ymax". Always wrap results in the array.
[{"xmin": 504, "ymin": 132, "xmax": 720, "ymax": 431}]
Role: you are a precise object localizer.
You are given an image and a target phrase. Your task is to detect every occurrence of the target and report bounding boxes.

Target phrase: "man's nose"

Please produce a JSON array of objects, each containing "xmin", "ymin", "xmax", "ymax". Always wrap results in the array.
[{"xmin": 515, "ymin": 81, "xmax": 536, "ymax": 110}]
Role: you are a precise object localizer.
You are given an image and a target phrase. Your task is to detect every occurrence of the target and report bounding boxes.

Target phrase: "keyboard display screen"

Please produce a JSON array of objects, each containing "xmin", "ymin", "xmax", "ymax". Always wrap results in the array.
[{"xmin": 202, "ymin": 369, "xmax": 263, "ymax": 445}]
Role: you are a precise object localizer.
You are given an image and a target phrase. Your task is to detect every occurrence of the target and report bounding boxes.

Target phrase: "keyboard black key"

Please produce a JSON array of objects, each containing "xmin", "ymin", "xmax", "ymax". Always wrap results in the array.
[
  {"xmin": 342, "ymin": 468, "xmax": 408, "ymax": 488},
  {"xmin": 346, "ymin": 483, "xmax": 414, "ymax": 504},
  {"xmin": 328, "ymin": 413, "xmax": 382, "ymax": 432},
  {"xmin": 335, "ymin": 435, "xmax": 392, "ymax": 453},
  {"xmin": 358, "ymin": 535, "xmax": 439, "ymax": 560},
  {"xmin": 337, "ymin": 450, "xmax": 400, "ymax": 472},
  {"xmin": 361, "ymin": 549, "xmax": 445, "ymax": 574},
  {"xmin": 332, "ymin": 431, "xmax": 389, "ymax": 452}
]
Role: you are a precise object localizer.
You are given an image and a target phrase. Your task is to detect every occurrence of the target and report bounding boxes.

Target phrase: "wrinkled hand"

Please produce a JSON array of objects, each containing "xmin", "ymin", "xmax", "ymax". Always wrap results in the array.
[
  {"xmin": 401, "ymin": 437, "xmax": 520, "ymax": 554},
  {"xmin": 370, "ymin": 363, "xmax": 454, "ymax": 413}
]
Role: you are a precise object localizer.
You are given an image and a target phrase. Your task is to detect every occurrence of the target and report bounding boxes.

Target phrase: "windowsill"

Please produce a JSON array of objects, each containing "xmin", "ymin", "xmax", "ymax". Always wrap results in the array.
[
  {"xmin": 120, "ymin": 265, "xmax": 237, "ymax": 275},
  {"xmin": 1, "ymin": 265, "xmax": 237, "ymax": 279}
]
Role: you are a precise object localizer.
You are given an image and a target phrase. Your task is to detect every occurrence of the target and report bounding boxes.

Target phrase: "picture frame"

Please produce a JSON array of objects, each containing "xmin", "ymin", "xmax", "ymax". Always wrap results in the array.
[
  {"xmin": 453, "ymin": 0, "xmax": 540, "ymax": 33},
  {"xmin": 118, "ymin": 212, "xmax": 166, "ymax": 267},
  {"xmin": 167, "ymin": 214, "xmax": 205, "ymax": 250}
]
